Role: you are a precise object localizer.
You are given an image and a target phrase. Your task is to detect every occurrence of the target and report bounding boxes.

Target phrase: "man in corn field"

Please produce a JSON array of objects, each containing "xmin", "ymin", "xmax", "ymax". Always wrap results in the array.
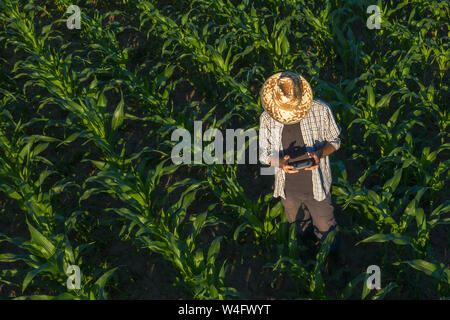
[{"xmin": 258, "ymin": 71, "xmax": 345, "ymax": 268}]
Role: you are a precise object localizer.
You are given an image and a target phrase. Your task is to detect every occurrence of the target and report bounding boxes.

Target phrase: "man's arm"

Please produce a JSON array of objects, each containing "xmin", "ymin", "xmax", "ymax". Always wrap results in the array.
[
  {"xmin": 259, "ymin": 112, "xmax": 274, "ymax": 165},
  {"xmin": 319, "ymin": 102, "xmax": 341, "ymax": 157},
  {"xmin": 258, "ymin": 113, "xmax": 296, "ymax": 172},
  {"xmin": 305, "ymin": 103, "xmax": 341, "ymax": 169},
  {"xmin": 322, "ymin": 103, "xmax": 342, "ymax": 151},
  {"xmin": 316, "ymin": 141, "xmax": 337, "ymax": 159}
]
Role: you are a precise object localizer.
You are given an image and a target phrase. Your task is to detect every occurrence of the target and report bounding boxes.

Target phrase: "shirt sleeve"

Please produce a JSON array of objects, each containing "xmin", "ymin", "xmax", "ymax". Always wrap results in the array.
[
  {"xmin": 322, "ymin": 103, "xmax": 341, "ymax": 151},
  {"xmin": 259, "ymin": 112, "xmax": 276, "ymax": 165}
]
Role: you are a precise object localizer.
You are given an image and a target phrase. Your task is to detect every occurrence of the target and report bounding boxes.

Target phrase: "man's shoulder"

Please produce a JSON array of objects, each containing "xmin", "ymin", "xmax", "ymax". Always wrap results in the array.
[
  {"xmin": 260, "ymin": 110, "xmax": 273, "ymax": 123},
  {"xmin": 311, "ymin": 98, "xmax": 331, "ymax": 112}
]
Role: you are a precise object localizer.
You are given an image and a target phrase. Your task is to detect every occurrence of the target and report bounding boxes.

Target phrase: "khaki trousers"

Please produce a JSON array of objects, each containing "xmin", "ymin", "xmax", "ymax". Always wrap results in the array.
[{"xmin": 281, "ymin": 192, "xmax": 339, "ymax": 242}]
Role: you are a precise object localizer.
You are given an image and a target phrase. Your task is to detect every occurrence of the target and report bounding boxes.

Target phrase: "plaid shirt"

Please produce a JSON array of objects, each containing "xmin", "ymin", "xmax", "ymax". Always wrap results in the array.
[{"xmin": 258, "ymin": 99, "xmax": 342, "ymax": 201}]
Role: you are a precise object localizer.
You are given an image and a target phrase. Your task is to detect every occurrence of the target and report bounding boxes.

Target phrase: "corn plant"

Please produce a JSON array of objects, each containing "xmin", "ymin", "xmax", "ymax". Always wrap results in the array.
[
  {"xmin": 80, "ymin": 155, "xmax": 239, "ymax": 298},
  {"xmin": 266, "ymin": 228, "xmax": 348, "ymax": 299},
  {"xmin": 0, "ymin": 220, "xmax": 119, "ymax": 299}
]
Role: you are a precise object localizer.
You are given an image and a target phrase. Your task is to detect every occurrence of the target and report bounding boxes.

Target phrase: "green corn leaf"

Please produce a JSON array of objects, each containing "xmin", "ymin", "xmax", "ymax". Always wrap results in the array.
[
  {"xmin": 404, "ymin": 187, "xmax": 428, "ymax": 218},
  {"xmin": 25, "ymin": 135, "xmax": 60, "ymax": 143},
  {"xmin": 0, "ymin": 253, "xmax": 32, "ymax": 263},
  {"xmin": 269, "ymin": 201, "xmax": 283, "ymax": 219},
  {"xmin": 191, "ymin": 212, "xmax": 208, "ymax": 241},
  {"xmin": 52, "ymin": 292, "xmax": 80, "ymax": 300},
  {"xmin": 22, "ymin": 261, "xmax": 55, "ymax": 293},
  {"xmin": 367, "ymin": 85, "xmax": 375, "ymax": 108},
  {"xmin": 315, "ymin": 229, "xmax": 336, "ymax": 266},
  {"xmin": 56, "ymin": 131, "xmax": 89, "ymax": 148},
  {"xmin": 428, "ymin": 200, "xmax": 450, "ymax": 227},
  {"xmin": 26, "ymin": 221, "xmax": 55, "ymax": 259},
  {"xmin": 361, "ymin": 274, "xmax": 372, "ymax": 300},
  {"xmin": 386, "ymin": 106, "xmax": 403, "ymax": 128},
  {"xmin": 207, "ymin": 236, "xmax": 222, "ymax": 265},
  {"xmin": 356, "ymin": 233, "xmax": 411, "ymax": 246},
  {"xmin": 93, "ymin": 266, "xmax": 120, "ymax": 300},
  {"xmin": 193, "ymin": 250, "xmax": 204, "ymax": 268},
  {"xmin": 0, "ymin": 184, "xmax": 22, "ymax": 200},
  {"xmin": 401, "ymin": 260, "xmax": 450, "ymax": 284},
  {"xmin": 372, "ymin": 282, "xmax": 398, "ymax": 300},
  {"xmin": 35, "ymin": 170, "xmax": 55, "ymax": 188},
  {"xmin": 281, "ymin": 34, "xmax": 290, "ymax": 55},
  {"xmin": 375, "ymin": 91, "xmax": 395, "ymax": 109},
  {"xmin": 97, "ymin": 91, "xmax": 107, "ymax": 108},
  {"xmin": 233, "ymin": 222, "xmax": 248, "ymax": 241},
  {"xmin": 111, "ymin": 92, "xmax": 125, "ymax": 131},
  {"xmin": 13, "ymin": 295, "xmax": 55, "ymax": 300},
  {"xmin": 340, "ymin": 272, "xmax": 367, "ymax": 300},
  {"xmin": 382, "ymin": 168, "xmax": 402, "ymax": 194}
]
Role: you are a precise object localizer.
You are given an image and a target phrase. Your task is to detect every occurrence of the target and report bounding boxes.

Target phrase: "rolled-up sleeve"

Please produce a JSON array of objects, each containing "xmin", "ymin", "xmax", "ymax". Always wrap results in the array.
[{"xmin": 323, "ymin": 104, "xmax": 341, "ymax": 151}]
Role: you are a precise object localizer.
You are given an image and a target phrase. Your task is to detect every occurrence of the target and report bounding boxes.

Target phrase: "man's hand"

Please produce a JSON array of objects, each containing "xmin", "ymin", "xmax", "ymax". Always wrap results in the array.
[
  {"xmin": 304, "ymin": 142, "xmax": 337, "ymax": 171},
  {"xmin": 304, "ymin": 152, "xmax": 320, "ymax": 170},
  {"xmin": 279, "ymin": 155, "xmax": 299, "ymax": 174}
]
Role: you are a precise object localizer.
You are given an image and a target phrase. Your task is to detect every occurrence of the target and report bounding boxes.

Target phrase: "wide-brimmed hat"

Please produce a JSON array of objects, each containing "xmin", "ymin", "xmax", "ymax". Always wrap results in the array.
[{"xmin": 260, "ymin": 71, "xmax": 313, "ymax": 124}]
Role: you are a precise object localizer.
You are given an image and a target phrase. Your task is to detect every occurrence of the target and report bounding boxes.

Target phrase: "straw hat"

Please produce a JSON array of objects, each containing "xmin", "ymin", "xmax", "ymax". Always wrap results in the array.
[{"xmin": 260, "ymin": 72, "xmax": 313, "ymax": 124}]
